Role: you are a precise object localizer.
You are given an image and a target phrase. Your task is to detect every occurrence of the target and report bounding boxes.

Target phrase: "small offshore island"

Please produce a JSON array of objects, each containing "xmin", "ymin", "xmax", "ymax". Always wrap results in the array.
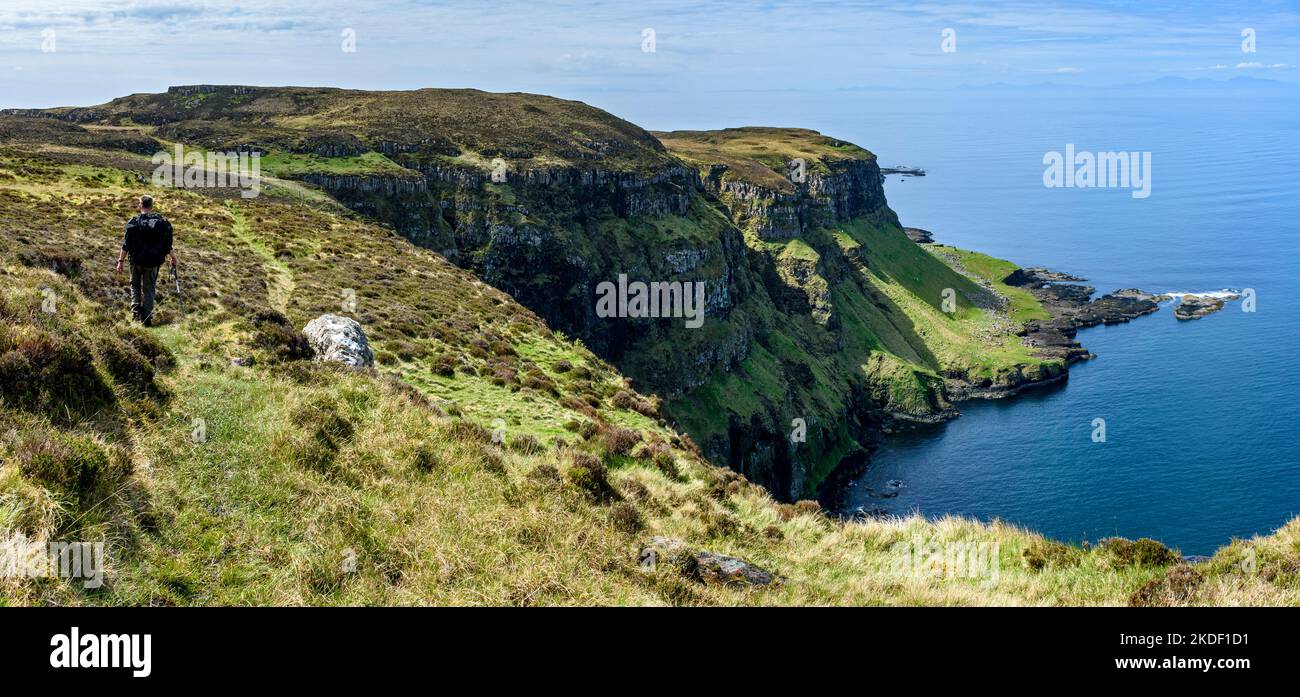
[
  {"xmin": 881, "ymin": 165, "xmax": 927, "ymax": 177},
  {"xmin": 1172, "ymin": 291, "xmax": 1242, "ymax": 320}
]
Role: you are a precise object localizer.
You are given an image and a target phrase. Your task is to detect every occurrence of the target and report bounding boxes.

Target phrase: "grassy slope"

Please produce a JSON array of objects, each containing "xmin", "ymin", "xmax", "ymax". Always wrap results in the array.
[
  {"xmin": 1, "ymin": 124, "xmax": 1295, "ymax": 607},
  {"xmin": 851, "ymin": 221, "xmax": 1053, "ymax": 378}
]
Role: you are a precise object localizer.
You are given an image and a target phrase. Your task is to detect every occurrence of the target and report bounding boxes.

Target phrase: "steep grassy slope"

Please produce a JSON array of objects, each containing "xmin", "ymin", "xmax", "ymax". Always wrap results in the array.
[
  {"xmin": 1, "ymin": 122, "xmax": 1297, "ymax": 606},
  {"xmin": 0, "ymin": 131, "xmax": 727, "ymax": 605}
]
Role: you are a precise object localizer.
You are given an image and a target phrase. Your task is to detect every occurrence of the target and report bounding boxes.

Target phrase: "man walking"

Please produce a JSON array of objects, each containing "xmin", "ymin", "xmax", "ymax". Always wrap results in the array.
[{"xmin": 115, "ymin": 195, "xmax": 176, "ymax": 327}]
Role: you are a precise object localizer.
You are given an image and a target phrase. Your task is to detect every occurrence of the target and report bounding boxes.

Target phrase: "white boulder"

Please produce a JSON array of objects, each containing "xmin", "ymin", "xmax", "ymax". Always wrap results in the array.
[{"xmin": 302, "ymin": 314, "xmax": 374, "ymax": 367}]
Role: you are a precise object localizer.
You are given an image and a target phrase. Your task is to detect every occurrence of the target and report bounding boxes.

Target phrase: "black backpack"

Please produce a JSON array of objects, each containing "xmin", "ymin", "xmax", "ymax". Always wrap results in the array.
[{"xmin": 124, "ymin": 212, "xmax": 174, "ymax": 267}]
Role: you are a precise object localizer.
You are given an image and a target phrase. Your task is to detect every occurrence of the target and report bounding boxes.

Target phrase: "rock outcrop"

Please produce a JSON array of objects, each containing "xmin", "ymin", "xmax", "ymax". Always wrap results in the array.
[
  {"xmin": 639, "ymin": 536, "xmax": 778, "ymax": 587},
  {"xmin": 903, "ymin": 227, "xmax": 933, "ymax": 243},
  {"xmin": 1174, "ymin": 293, "xmax": 1238, "ymax": 320},
  {"xmin": 303, "ymin": 315, "xmax": 374, "ymax": 367},
  {"xmin": 1006, "ymin": 269, "xmax": 1166, "ymax": 364}
]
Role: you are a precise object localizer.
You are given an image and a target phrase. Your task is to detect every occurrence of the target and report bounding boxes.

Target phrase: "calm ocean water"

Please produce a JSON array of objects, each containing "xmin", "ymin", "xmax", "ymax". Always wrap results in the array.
[
  {"xmin": 606, "ymin": 84, "xmax": 1299, "ymax": 554},
  {"xmin": 828, "ymin": 86, "xmax": 1300, "ymax": 555}
]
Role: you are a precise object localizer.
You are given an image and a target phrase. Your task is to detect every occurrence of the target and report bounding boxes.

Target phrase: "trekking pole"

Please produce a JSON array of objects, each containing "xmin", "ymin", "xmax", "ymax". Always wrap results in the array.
[{"xmin": 171, "ymin": 264, "xmax": 186, "ymax": 319}]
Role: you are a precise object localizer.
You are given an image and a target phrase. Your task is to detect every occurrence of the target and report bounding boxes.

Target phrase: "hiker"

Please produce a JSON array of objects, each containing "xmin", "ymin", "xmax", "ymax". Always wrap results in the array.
[{"xmin": 114, "ymin": 195, "xmax": 176, "ymax": 327}]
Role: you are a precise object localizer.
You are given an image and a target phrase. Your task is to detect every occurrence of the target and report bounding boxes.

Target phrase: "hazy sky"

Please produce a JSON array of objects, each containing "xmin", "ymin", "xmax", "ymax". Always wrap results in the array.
[{"xmin": 2, "ymin": 0, "xmax": 1297, "ymax": 111}]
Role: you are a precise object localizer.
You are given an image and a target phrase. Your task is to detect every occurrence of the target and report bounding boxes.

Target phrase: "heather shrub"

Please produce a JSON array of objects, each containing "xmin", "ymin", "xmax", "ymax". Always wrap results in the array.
[
  {"xmin": 565, "ymin": 451, "xmax": 619, "ymax": 503},
  {"xmin": 1101, "ymin": 537, "xmax": 1180, "ymax": 568}
]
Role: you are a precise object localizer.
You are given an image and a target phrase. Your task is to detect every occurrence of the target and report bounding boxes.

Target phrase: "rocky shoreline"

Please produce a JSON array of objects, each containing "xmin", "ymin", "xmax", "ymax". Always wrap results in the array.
[
  {"xmin": 868, "ymin": 263, "xmax": 1170, "ymax": 435},
  {"xmin": 1005, "ymin": 267, "xmax": 1167, "ymax": 364},
  {"xmin": 936, "ymin": 267, "xmax": 1166, "ymax": 405},
  {"xmin": 832, "ymin": 262, "xmax": 1169, "ymax": 511}
]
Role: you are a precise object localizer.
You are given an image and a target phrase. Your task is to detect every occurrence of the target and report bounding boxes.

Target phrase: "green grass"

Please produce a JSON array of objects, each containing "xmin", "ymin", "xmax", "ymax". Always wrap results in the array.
[
  {"xmin": 225, "ymin": 203, "xmax": 294, "ymax": 313},
  {"xmin": 845, "ymin": 219, "xmax": 1055, "ymax": 378},
  {"xmin": 2, "ymin": 141, "xmax": 1298, "ymax": 607},
  {"xmin": 929, "ymin": 245, "xmax": 1052, "ymax": 323},
  {"xmin": 655, "ymin": 127, "xmax": 875, "ymax": 191},
  {"xmin": 847, "ymin": 218, "xmax": 985, "ymax": 317},
  {"xmin": 778, "ymin": 238, "xmax": 820, "ymax": 263},
  {"xmin": 259, "ymin": 150, "xmax": 416, "ymax": 177},
  {"xmin": 49, "ymin": 86, "xmax": 680, "ymax": 175}
]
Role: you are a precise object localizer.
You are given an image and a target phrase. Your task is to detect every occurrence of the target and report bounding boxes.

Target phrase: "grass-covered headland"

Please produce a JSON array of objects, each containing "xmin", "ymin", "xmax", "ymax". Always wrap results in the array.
[{"xmin": 0, "ymin": 97, "xmax": 1296, "ymax": 606}]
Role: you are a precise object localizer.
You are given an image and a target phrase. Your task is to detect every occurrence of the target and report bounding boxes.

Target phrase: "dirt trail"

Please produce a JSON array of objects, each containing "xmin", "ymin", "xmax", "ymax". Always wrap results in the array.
[{"xmin": 226, "ymin": 202, "xmax": 293, "ymax": 315}]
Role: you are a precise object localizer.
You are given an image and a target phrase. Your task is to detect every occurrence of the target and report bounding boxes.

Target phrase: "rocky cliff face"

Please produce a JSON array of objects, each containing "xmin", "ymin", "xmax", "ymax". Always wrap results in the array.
[
  {"xmin": 318, "ymin": 129, "xmax": 1029, "ymax": 502},
  {"xmin": 704, "ymin": 158, "xmax": 896, "ymax": 241},
  {"xmin": 295, "ymin": 129, "xmax": 912, "ymax": 499},
  {"xmin": 314, "ymin": 161, "xmax": 751, "ymax": 395}
]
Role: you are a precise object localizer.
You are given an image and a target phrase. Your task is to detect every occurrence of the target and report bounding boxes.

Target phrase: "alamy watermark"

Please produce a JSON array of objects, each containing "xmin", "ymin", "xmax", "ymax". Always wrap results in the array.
[
  {"xmin": 41, "ymin": 287, "xmax": 58, "ymax": 314},
  {"xmin": 788, "ymin": 158, "xmax": 806, "ymax": 183},
  {"xmin": 1043, "ymin": 144, "xmax": 1151, "ymax": 199},
  {"xmin": 890, "ymin": 536, "xmax": 1000, "ymax": 585},
  {"xmin": 1, "ymin": 533, "xmax": 104, "ymax": 589},
  {"xmin": 595, "ymin": 274, "xmax": 706, "ymax": 329},
  {"xmin": 1091, "ymin": 417, "xmax": 1107, "ymax": 443},
  {"xmin": 152, "ymin": 144, "xmax": 261, "ymax": 198},
  {"xmin": 789, "ymin": 417, "xmax": 807, "ymax": 445},
  {"xmin": 50, "ymin": 627, "xmax": 151, "ymax": 678}
]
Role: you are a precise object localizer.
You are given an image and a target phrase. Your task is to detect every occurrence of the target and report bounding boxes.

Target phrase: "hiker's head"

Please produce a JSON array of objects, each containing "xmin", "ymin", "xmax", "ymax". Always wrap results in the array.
[{"xmin": 138, "ymin": 195, "xmax": 154, "ymax": 213}]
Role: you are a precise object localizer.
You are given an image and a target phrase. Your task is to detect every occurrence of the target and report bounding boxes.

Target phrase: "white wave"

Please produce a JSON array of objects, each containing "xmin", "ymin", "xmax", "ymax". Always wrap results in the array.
[{"xmin": 1162, "ymin": 289, "xmax": 1241, "ymax": 300}]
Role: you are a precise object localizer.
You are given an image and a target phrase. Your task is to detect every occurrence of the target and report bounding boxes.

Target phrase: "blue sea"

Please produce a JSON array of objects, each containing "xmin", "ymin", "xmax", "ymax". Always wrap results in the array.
[
  {"xmin": 840, "ymin": 86, "xmax": 1300, "ymax": 556},
  {"xmin": 609, "ymin": 83, "xmax": 1300, "ymax": 555}
]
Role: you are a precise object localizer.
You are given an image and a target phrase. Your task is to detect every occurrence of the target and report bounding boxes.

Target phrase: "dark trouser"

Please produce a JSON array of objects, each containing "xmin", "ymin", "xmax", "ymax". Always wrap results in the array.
[{"xmin": 130, "ymin": 264, "xmax": 160, "ymax": 324}]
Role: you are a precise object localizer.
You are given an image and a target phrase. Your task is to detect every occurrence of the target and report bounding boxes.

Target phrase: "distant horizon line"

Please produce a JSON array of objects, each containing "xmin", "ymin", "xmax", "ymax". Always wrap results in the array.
[{"xmin": 9, "ymin": 74, "xmax": 1295, "ymax": 111}]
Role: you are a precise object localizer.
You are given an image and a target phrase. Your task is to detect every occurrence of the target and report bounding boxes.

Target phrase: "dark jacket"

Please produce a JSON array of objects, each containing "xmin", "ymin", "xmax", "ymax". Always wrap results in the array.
[{"xmin": 122, "ymin": 212, "xmax": 174, "ymax": 268}]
